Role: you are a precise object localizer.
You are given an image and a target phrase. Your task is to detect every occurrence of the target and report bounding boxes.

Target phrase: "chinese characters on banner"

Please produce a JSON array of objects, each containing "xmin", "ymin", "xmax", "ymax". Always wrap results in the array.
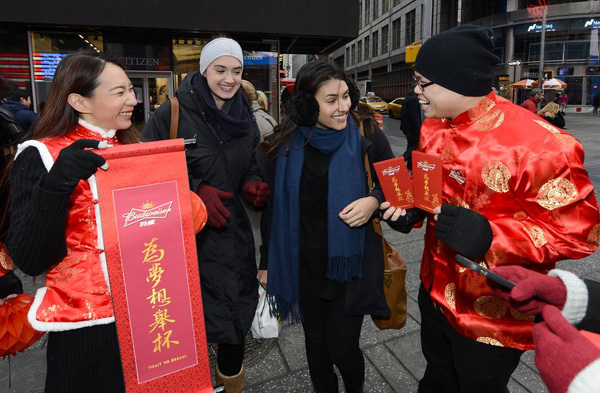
[{"xmin": 113, "ymin": 182, "xmax": 197, "ymax": 383}]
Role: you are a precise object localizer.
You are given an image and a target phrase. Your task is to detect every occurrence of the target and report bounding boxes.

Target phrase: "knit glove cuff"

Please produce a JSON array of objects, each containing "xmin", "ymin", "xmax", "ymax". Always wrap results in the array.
[
  {"xmin": 549, "ymin": 269, "xmax": 589, "ymax": 325},
  {"xmin": 567, "ymin": 357, "xmax": 600, "ymax": 393}
]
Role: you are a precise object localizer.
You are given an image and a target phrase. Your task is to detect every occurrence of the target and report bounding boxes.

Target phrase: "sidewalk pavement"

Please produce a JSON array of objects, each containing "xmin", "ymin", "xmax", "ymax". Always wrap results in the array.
[{"xmin": 2, "ymin": 113, "xmax": 599, "ymax": 392}]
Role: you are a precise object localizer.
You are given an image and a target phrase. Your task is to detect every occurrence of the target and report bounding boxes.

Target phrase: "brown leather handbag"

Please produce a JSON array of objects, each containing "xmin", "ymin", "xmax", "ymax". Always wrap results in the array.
[{"xmin": 361, "ymin": 125, "xmax": 408, "ymax": 330}]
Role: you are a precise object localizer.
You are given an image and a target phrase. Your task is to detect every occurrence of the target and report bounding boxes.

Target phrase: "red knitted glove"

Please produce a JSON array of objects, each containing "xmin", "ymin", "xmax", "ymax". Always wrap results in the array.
[
  {"xmin": 195, "ymin": 184, "xmax": 232, "ymax": 229},
  {"xmin": 243, "ymin": 182, "xmax": 270, "ymax": 208},
  {"xmin": 490, "ymin": 265, "xmax": 566, "ymax": 315},
  {"xmin": 533, "ymin": 306, "xmax": 600, "ymax": 393}
]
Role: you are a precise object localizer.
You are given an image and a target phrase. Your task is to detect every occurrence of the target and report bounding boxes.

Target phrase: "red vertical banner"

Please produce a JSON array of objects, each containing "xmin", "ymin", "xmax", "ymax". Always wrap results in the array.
[{"xmin": 95, "ymin": 140, "xmax": 212, "ymax": 392}]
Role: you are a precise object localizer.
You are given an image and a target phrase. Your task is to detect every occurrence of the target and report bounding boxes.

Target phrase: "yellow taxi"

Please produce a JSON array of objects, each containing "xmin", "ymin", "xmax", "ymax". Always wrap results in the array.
[
  {"xmin": 387, "ymin": 97, "xmax": 405, "ymax": 119},
  {"xmin": 358, "ymin": 96, "xmax": 388, "ymax": 114}
]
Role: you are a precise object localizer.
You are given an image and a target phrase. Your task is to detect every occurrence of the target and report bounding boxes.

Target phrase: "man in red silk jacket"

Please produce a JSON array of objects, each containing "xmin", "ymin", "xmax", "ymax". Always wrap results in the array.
[{"xmin": 382, "ymin": 25, "xmax": 599, "ymax": 393}]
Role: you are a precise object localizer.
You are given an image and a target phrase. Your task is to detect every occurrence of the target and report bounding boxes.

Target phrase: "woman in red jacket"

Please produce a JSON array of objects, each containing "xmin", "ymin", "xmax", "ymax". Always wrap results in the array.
[{"xmin": 2, "ymin": 52, "xmax": 138, "ymax": 392}]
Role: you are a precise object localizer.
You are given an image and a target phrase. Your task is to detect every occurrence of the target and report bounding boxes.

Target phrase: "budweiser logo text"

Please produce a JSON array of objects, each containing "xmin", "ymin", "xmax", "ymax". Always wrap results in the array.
[
  {"xmin": 417, "ymin": 161, "xmax": 436, "ymax": 172},
  {"xmin": 123, "ymin": 202, "xmax": 173, "ymax": 227},
  {"xmin": 382, "ymin": 166, "xmax": 401, "ymax": 176}
]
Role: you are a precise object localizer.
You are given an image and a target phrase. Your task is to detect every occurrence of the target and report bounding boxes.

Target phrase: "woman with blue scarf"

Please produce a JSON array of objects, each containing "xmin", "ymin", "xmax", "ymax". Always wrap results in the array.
[{"xmin": 258, "ymin": 62, "xmax": 394, "ymax": 393}]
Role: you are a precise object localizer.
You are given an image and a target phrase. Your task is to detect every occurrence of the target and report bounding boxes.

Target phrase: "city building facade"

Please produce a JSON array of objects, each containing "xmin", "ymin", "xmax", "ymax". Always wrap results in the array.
[
  {"xmin": 1, "ymin": 0, "xmax": 358, "ymax": 125},
  {"xmin": 334, "ymin": 0, "xmax": 600, "ymax": 111}
]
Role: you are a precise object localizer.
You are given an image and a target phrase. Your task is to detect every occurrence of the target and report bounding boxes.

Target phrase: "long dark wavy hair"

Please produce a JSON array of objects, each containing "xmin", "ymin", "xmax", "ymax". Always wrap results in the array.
[{"xmin": 0, "ymin": 52, "xmax": 139, "ymax": 237}]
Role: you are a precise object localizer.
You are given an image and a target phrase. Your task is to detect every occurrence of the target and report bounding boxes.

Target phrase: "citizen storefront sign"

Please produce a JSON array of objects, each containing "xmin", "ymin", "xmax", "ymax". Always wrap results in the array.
[{"xmin": 120, "ymin": 57, "xmax": 161, "ymax": 67}]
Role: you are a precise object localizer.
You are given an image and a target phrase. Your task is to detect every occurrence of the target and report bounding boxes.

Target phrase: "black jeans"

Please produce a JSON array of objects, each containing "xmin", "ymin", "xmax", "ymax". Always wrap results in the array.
[
  {"xmin": 299, "ymin": 288, "xmax": 365, "ymax": 393},
  {"xmin": 418, "ymin": 285, "xmax": 524, "ymax": 393}
]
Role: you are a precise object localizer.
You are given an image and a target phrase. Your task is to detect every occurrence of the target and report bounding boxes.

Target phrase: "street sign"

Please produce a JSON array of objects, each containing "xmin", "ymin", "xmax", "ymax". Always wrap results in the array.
[{"xmin": 508, "ymin": 60, "xmax": 522, "ymax": 66}]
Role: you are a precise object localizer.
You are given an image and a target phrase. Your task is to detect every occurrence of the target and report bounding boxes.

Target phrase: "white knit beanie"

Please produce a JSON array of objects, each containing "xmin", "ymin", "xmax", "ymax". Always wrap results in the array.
[{"xmin": 199, "ymin": 38, "xmax": 244, "ymax": 74}]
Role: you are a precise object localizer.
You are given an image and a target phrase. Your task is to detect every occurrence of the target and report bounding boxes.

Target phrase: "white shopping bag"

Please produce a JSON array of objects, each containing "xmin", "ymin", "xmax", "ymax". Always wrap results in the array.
[{"xmin": 251, "ymin": 286, "xmax": 280, "ymax": 339}]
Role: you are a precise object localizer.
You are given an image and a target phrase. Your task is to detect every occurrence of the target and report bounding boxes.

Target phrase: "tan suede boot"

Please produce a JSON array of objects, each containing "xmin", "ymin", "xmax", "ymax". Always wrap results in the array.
[{"xmin": 215, "ymin": 365, "xmax": 245, "ymax": 393}]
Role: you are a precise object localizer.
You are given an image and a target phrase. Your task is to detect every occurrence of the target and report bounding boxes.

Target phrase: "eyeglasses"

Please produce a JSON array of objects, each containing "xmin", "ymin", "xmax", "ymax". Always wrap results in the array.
[{"xmin": 413, "ymin": 75, "xmax": 435, "ymax": 92}]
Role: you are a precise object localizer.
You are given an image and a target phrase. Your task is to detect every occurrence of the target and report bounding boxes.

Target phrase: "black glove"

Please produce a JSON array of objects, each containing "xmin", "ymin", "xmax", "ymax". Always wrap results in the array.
[
  {"xmin": 42, "ymin": 139, "xmax": 109, "ymax": 193},
  {"xmin": 0, "ymin": 271, "xmax": 23, "ymax": 299},
  {"xmin": 435, "ymin": 204, "xmax": 493, "ymax": 259},
  {"xmin": 383, "ymin": 207, "xmax": 426, "ymax": 234}
]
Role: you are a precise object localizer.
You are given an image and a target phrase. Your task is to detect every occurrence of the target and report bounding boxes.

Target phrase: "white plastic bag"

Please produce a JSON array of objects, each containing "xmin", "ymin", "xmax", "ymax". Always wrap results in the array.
[{"xmin": 251, "ymin": 286, "xmax": 280, "ymax": 339}]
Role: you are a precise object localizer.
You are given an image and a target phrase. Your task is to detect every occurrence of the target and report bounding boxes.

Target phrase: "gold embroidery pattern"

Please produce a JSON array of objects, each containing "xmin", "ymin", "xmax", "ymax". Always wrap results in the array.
[
  {"xmin": 525, "ymin": 225, "xmax": 547, "ymax": 248},
  {"xmin": 588, "ymin": 224, "xmax": 599, "ymax": 252},
  {"xmin": 441, "ymin": 145, "xmax": 456, "ymax": 163},
  {"xmin": 445, "ymin": 283, "xmax": 457, "ymax": 310},
  {"xmin": 485, "ymin": 246, "xmax": 507, "ymax": 266},
  {"xmin": 39, "ymin": 303, "xmax": 69, "ymax": 322},
  {"xmin": 0, "ymin": 249, "xmax": 14, "ymax": 270},
  {"xmin": 456, "ymin": 265, "xmax": 467, "ymax": 273},
  {"xmin": 514, "ymin": 211, "xmax": 528, "ymax": 221},
  {"xmin": 554, "ymin": 134, "xmax": 577, "ymax": 147},
  {"xmin": 468, "ymin": 97, "xmax": 496, "ymax": 121},
  {"xmin": 449, "ymin": 196, "xmax": 470, "ymax": 209},
  {"xmin": 472, "ymin": 108, "xmax": 505, "ymax": 131},
  {"xmin": 481, "ymin": 161, "xmax": 511, "ymax": 193},
  {"xmin": 476, "ymin": 337, "xmax": 504, "ymax": 347},
  {"xmin": 537, "ymin": 178, "xmax": 578, "ymax": 210},
  {"xmin": 474, "ymin": 296, "xmax": 507, "ymax": 319},
  {"xmin": 533, "ymin": 119, "xmax": 561, "ymax": 134},
  {"xmin": 510, "ymin": 308, "xmax": 535, "ymax": 322}
]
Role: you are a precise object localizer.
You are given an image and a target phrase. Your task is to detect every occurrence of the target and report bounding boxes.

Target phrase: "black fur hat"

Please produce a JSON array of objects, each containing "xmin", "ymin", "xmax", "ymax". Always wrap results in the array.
[{"xmin": 288, "ymin": 91, "xmax": 319, "ymax": 127}]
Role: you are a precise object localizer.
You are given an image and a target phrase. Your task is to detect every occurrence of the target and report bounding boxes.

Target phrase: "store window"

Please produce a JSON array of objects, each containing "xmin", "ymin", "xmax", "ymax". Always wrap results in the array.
[
  {"xmin": 382, "ymin": 25, "xmax": 389, "ymax": 54},
  {"xmin": 30, "ymin": 31, "xmax": 104, "ymax": 111},
  {"xmin": 564, "ymin": 76, "xmax": 583, "ymax": 105},
  {"xmin": 528, "ymin": 42, "xmax": 564, "ymax": 62},
  {"xmin": 172, "ymin": 39, "xmax": 205, "ymax": 90},
  {"xmin": 0, "ymin": 29, "xmax": 32, "ymax": 101},
  {"xmin": 586, "ymin": 76, "xmax": 600, "ymax": 106},
  {"xmin": 566, "ymin": 42, "xmax": 590, "ymax": 61}
]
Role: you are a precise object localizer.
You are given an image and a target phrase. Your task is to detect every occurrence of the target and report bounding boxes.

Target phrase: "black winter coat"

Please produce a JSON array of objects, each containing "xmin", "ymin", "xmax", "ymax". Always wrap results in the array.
[
  {"xmin": 259, "ymin": 119, "xmax": 394, "ymax": 317},
  {"xmin": 142, "ymin": 72, "xmax": 261, "ymax": 344}
]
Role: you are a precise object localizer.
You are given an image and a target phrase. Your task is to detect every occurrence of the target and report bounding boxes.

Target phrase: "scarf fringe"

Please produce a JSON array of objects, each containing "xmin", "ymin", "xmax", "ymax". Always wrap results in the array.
[
  {"xmin": 266, "ymin": 294, "xmax": 302, "ymax": 324},
  {"xmin": 326, "ymin": 254, "xmax": 363, "ymax": 283}
]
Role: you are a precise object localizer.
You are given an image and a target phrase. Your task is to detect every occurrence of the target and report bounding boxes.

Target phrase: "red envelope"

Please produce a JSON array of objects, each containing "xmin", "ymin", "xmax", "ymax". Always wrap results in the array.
[
  {"xmin": 412, "ymin": 151, "xmax": 443, "ymax": 213},
  {"xmin": 373, "ymin": 157, "xmax": 414, "ymax": 209},
  {"xmin": 581, "ymin": 330, "xmax": 600, "ymax": 349}
]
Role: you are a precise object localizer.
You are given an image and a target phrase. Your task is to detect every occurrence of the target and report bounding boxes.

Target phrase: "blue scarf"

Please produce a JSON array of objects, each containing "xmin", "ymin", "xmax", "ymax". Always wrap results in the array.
[{"xmin": 267, "ymin": 118, "xmax": 365, "ymax": 321}]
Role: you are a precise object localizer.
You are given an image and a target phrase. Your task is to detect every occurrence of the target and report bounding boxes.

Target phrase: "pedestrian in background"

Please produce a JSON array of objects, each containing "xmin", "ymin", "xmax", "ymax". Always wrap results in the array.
[
  {"xmin": 399, "ymin": 86, "xmax": 422, "ymax": 170},
  {"xmin": 381, "ymin": 25, "xmax": 598, "ymax": 393},
  {"xmin": 260, "ymin": 61, "xmax": 393, "ymax": 393},
  {"xmin": 538, "ymin": 102, "xmax": 565, "ymax": 128},
  {"xmin": 256, "ymin": 90, "xmax": 270, "ymax": 112},
  {"xmin": 3, "ymin": 52, "xmax": 139, "ymax": 392},
  {"xmin": 558, "ymin": 92, "xmax": 568, "ymax": 114},
  {"xmin": 521, "ymin": 88, "xmax": 543, "ymax": 113},
  {"xmin": 593, "ymin": 91, "xmax": 600, "ymax": 116},
  {"xmin": 1, "ymin": 89, "xmax": 38, "ymax": 132},
  {"xmin": 143, "ymin": 37, "xmax": 268, "ymax": 393},
  {"xmin": 241, "ymin": 80, "xmax": 277, "ymax": 141}
]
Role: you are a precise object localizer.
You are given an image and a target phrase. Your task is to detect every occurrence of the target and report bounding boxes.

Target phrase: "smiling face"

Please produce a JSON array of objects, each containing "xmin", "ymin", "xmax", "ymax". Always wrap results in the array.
[
  {"xmin": 203, "ymin": 56, "xmax": 243, "ymax": 109},
  {"xmin": 77, "ymin": 62, "xmax": 136, "ymax": 130},
  {"xmin": 314, "ymin": 78, "xmax": 351, "ymax": 131},
  {"xmin": 413, "ymin": 71, "xmax": 485, "ymax": 120}
]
